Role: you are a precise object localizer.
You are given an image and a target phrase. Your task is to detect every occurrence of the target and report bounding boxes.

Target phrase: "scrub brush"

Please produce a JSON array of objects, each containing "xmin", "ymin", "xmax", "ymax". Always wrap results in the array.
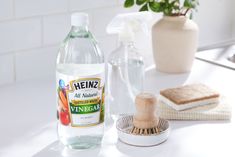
[{"xmin": 131, "ymin": 93, "xmax": 161, "ymax": 135}]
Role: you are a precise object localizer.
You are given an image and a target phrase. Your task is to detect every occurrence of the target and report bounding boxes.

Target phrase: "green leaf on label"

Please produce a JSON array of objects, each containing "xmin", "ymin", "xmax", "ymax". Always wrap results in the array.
[
  {"xmin": 139, "ymin": 3, "xmax": 148, "ymax": 11},
  {"xmin": 124, "ymin": 0, "xmax": 135, "ymax": 8}
]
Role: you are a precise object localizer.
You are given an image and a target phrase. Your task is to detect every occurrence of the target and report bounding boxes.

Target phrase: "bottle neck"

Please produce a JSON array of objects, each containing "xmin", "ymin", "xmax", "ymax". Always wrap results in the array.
[
  {"xmin": 71, "ymin": 25, "xmax": 89, "ymax": 32},
  {"xmin": 70, "ymin": 25, "xmax": 89, "ymax": 38}
]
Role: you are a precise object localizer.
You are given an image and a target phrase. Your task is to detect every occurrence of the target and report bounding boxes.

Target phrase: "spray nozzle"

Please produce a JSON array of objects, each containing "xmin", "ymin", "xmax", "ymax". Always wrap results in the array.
[{"xmin": 106, "ymin": 12, "xmax": 152, "ymax": 42}]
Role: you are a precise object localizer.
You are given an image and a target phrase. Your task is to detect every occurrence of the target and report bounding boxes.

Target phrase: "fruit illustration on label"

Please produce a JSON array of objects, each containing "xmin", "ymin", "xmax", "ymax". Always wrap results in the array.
[
  {"xmin": 59, "ymin": 90, "xmax": 68, "ymax": 110},
  {"xmin": 60, "ymin": 110, "xmax": 70, "ymax": 125},
  {"xmin": 57, "ymin": 79, "xmax": 71, "ymax": 126}
]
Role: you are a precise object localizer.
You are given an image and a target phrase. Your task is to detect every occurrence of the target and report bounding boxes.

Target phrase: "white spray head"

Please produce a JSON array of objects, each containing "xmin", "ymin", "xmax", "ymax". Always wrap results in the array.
[
  {"xmin": 106, "ymin": 12, "xmax": 152, "ymax": 42},
  {"xmin": 118, "ymin": 24, "xmax": 135, "ymax": 42}
]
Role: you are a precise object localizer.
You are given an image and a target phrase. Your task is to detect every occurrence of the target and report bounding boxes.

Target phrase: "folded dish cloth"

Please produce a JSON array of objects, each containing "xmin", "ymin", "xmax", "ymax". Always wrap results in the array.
[{"xmin": 157, "ymin": 97, "xmax": 232, "ymax": 120}]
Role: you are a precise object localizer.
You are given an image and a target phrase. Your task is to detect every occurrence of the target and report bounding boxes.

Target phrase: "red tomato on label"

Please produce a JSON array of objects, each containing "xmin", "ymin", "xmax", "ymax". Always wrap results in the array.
[{"xmin": 59, "ymin": 110, "xmax": 70, "ymax": 125}]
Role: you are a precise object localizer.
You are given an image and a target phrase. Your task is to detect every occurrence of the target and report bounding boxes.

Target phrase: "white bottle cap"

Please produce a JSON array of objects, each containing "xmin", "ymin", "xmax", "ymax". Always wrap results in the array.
[{"xmin": 71, "ymin": 12, "xmax": 89, "ymax": 27}]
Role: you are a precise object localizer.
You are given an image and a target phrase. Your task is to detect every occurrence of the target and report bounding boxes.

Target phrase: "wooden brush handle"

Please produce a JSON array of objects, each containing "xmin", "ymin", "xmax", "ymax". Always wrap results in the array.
[{"xmin": 133, "ymin": 93, "xmax": 159, "ymax": 129}]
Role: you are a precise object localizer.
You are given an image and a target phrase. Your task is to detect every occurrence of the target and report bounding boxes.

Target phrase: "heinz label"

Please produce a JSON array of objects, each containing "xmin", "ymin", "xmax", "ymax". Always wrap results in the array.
[{"xmin": 56, "ymin": 72, "xmax": 105, "ymax": 127}]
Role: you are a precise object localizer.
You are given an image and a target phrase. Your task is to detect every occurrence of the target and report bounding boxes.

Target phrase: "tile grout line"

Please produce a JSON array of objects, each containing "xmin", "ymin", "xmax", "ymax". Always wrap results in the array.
[
  {"xmin": 40, "ymin": 16, "xmax": 44, "ymax": 46},
  {"xmin": 0, "ymin": 34, "xmax": 117, "ymax": 56},
  {"xmin": 12, "ymin": 0, "xmax": 16, "ymax": 18},
  {"xmin": 0, "ymin": 11, "xmax": 68, "ymax": 23},
  {"xmin": 13, "ymin": 52, "xmax": 17, "ymax": 82},
  {"xmin": 67, "ymin": 0, "xmax": 70, "ymax": 12},
  {"xmin": 0, "ymin": 3, "xmax": 122, "ymax": 24},
  {"xmin": 0, "ymin": 43, "xmax": 59, "ymax": 56}
]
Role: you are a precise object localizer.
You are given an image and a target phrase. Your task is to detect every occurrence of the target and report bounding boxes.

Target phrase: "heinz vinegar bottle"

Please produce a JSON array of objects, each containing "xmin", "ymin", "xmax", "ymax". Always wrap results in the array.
[{"xmin": 56, "ymin": 13, "xmax": 105, "ymax": 149}]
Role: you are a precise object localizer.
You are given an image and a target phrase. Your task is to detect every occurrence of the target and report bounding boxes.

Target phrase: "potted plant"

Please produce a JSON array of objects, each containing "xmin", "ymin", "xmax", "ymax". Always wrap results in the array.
[{"xmin": 124, "ymin": 0, "xmax": 199, "ymax": 73}]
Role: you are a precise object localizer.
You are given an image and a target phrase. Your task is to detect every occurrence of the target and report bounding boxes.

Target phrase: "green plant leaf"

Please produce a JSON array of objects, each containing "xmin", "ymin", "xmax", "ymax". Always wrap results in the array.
[
  {"xmin": 183, "ymin": 0, "xmax": 191, "ymax": 8},
  {"xmin": 172, "ymin": 0, "xmax": 180, "ymax": 9},
  {"xmin": 184, "ymin": 0, "xmax": 198, "ymax": 9},
  {"xmin": 164, "ymin": 8, "xmax": 170, "ymax": 15},
  {"xmin": 149, "ymin": 1, "xmax": 161, "ymax": 12},
  {"xmin": 190, "ymin": 12, "xmax": 193, "ymax": 19},
  {"xmin": 123, "ymin": 0, "xmax": 199, "ymax": 16},
  {"xmin": 136, "ymin": 0, "xmax": 146, "ymax": 5},
  {"xmin": 124, "ymin": 0, "xmax": 135, "ymax": 8},
  {"xmin": 139, "ymin": 3, "xmax": 148, "ymax": 11}
]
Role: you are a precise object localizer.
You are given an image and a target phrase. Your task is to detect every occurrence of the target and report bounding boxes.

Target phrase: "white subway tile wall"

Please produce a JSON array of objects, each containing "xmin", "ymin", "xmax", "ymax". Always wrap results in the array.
[
  {"xmin": 194, "ymin": 0, "xmax": 234, "ymax": 46},
  {"xmin": 0, "ymin": 0, "xmax": 125, "ymax": 85},
  {"xmin": 92, "ymin": 6, "xmax": 129, "ymax": 37},
  {"xmin": 0, "ymin": 0, "xmax": 14, "ymax": 21},
  {"xmin": 0, "ymin": 19, "xmax": 42, "ymax": 53},
  {"xmin": 14, "ymin": 0, "xmax": 68, "ymax": 18},
  {"xmin": 0, "ymin": 54, "xmax": 14, "ymax": 85},
  {"xmin": 42, "ymin": 14, "xmax": 71, "ymax": 45},
  {"xmin": 0, "ymin": 0, "xmax": 234, "ymax": 85},
  {"xmin": 69, "ymin": 0, "xmax": 117, "ymax": 11},
  {"xmin": 15, "ymin": 46, "xmax": 58, "ymax": 81}
]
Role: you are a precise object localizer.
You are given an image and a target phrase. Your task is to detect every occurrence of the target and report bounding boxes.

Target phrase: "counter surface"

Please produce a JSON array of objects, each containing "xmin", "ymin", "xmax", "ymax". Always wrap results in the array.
[{"xmin": 0, "ymin": 60, "xmax": 235, "ymax": 157}]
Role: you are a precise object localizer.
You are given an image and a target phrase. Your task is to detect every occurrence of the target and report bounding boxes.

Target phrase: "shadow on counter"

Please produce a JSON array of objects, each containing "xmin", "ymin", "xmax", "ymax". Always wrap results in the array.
[{"xmin": 32, "ymin": 141, "xmax": 101, "ymax": 157}]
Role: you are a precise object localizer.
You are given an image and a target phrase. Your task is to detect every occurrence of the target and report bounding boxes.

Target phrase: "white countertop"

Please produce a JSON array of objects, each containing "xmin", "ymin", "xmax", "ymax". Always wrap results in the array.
[{"xmin": 0, "ymin": 59, "xmax": 235, "ymax": 157}]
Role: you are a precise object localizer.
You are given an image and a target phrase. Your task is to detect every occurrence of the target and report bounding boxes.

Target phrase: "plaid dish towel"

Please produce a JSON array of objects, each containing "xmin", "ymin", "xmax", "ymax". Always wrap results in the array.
[{"xmin": 156, "ymin": 97, "xmax": 232, "ymax": 120}]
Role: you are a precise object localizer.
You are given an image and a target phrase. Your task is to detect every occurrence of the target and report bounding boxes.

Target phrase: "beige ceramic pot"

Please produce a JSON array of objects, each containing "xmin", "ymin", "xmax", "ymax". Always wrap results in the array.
[{"xmin": 152, "ymin": 16, "xmax": 198, "ymax": 73}]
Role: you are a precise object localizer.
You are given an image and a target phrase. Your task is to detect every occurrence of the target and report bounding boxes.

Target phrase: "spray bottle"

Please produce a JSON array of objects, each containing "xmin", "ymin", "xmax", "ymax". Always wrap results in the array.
[{"xmin": 106, "ymin": 12, "xmax": 152, "ymax": 116}]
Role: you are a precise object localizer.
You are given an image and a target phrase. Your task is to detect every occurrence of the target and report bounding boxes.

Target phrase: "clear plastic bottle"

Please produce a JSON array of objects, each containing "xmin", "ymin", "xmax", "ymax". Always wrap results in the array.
[
  {"xmin": 56, "ymin": 13, "xmax": 105, "ymax": 149},
  {"xmin": 106, "ymin": 12, "xmax": 151, "ymax": 117},
  {"xmin": 126, "ymin": 42, "xmax": 145, "ymax": 95},
  {"xmin": 108, "ymin": 39, "xmax": 144, "ymax": 116}
]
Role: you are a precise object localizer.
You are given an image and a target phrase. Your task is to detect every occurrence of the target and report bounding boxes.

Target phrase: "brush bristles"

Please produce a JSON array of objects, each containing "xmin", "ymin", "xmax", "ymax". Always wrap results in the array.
[{"xmin": 131, "ymin": 127, "xmax": 161, "ymax": 135}]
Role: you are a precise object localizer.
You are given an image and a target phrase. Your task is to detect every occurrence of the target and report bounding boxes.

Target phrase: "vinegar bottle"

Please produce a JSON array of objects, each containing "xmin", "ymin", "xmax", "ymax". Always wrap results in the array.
[{"xmin": 56, "ymin": 13, "xmax": 105, "ymax": 149}]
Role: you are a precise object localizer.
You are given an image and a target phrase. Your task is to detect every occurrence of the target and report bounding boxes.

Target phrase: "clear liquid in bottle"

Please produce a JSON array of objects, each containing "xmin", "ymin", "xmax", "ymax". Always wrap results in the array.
[
  {"xmin": 56, "ymin": 13, "xmax": 105, "ymax": 149},
  {"xmin": 107, "ymin": 42, "xmax": 144, "ymax": 116}
]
